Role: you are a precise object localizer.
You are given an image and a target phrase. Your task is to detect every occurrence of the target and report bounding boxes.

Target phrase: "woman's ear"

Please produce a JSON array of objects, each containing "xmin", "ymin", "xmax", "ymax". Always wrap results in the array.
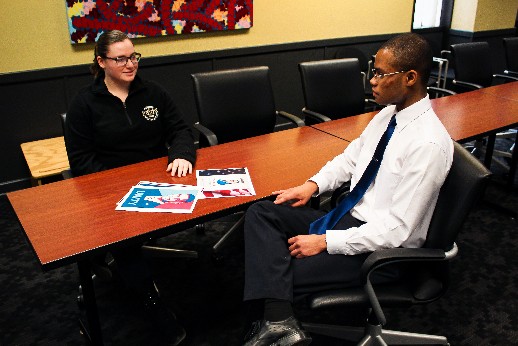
[{"xmin": 96, "ymin": 56, "xmax": 105, "ymax": 69}]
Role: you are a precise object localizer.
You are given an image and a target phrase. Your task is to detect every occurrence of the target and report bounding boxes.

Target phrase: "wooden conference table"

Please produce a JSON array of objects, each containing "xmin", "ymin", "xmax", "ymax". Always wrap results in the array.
[
  {"xmin": 311, "ymin": 86, "xmax": 518, "ymax": 183},
  {"xmin": 7, "ymin": 125, "xmax": 347, "ymax": 345}
]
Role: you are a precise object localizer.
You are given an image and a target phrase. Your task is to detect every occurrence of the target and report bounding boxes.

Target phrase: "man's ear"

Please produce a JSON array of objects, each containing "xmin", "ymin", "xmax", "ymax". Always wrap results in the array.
[{"xmin": 405, "ymin": 70, "xmax": 418, "ymax": 86}]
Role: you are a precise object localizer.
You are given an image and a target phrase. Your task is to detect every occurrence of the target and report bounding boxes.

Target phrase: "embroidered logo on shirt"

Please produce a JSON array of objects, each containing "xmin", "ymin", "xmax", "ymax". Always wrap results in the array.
[{"xmin": 142, "ymin": 106, "xmax": 159, "ymax": 121}]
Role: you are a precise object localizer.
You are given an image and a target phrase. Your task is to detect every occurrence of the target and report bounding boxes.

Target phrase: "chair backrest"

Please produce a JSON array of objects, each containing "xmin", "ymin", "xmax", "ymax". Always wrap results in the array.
[
  {"xmin": 299, "ymin": 58, "xmax": 366, "ymax": 121},
  {"xmin": 450, "ymin": 42, "xmax": 493, "ymax": 87},
  {"xmin": 333, "ymin": 47, "xmax": 369, "ymax": 74},
  {"xmin": 60, "ymin": 112, "xmax": 67, "ymax": 134},
  {"xmin": 503, "ymin": 37, "xmax": 518, "ymax": 72},
  {"xmin": 192, "ymin": 66, "xmax": 277, "ymax": 146},
  {"xmin": 425, "ymin": 141, "xmax": 492, "ymax": 251}
]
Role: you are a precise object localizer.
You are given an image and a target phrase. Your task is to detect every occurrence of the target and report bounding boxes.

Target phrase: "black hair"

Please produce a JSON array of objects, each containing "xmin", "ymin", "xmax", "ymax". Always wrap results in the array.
[
  {"xmin": 90, "ymin": 30, "xmax": 131, "ymax": 78},
  {"xmin": 379, "ymin": 33, "xmax": 433, "ymax": 87}
]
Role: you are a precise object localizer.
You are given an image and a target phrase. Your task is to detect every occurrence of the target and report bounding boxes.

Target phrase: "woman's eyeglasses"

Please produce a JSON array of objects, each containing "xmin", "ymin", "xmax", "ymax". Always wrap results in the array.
[{"xmin": 104, "ymin": 52, "xmax": 142, "ymax": 66}]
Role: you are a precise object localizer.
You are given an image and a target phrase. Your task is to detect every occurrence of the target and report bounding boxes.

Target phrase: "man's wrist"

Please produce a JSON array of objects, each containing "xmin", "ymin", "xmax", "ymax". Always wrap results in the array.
[{"xmin": 306, "ymin": 180, "xmax": 319, "ymax": 195}]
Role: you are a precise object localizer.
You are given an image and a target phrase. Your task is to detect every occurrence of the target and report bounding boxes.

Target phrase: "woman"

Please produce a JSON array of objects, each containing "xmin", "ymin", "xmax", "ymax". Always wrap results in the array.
[{"xmin": 65, "ymin": 30, "xmax": 195, "ymax": 345}]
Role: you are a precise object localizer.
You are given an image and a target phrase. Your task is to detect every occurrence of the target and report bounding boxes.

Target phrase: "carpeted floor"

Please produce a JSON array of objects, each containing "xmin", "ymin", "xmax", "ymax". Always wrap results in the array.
[{"xmin": 1, "ymin": 142, "xmax": 517, "ymax": 346}]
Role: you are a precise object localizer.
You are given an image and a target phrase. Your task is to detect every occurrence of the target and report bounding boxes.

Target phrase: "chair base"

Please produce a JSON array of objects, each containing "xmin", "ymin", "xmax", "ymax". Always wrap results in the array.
[
  {"xmin": 141, "ymin": 245, "xmax": 198, "ymax": 259},
  {"xmin": 302, "ymin": 322, "xmax": 449, "ymax": 346}
]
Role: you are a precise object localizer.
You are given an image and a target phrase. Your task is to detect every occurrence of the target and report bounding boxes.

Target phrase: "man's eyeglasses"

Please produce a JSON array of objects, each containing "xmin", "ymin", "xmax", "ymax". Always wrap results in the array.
[
  {"xmin": 104, "ymin": 53, "xmax": 142, "ymax": 66},
  {"xmin": 371, "ymin": 69, "xmax": 407, "ymax": 79}
]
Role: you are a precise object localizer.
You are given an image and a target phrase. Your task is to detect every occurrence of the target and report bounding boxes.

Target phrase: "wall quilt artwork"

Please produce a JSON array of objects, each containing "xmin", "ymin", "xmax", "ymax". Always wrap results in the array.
[{"xmin": 65, "ymin": 0, "xmax": 253, "ymax": 44}]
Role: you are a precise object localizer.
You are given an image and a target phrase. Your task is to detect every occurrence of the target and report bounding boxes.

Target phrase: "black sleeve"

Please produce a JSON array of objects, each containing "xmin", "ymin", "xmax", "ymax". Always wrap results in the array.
[
  {"xmin": 65, "ymin": 92, "xmax": 107, "ymax": 176},
  {"xmin": 157, "ymin": 84, "xmax": 197, "ymax": 166}
]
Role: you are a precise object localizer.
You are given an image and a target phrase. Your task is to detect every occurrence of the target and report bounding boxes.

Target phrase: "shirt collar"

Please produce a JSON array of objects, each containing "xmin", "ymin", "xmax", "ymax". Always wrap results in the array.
[{"xmin": 393, "ymin": 95, "xmax": 432, "ymax": 132}]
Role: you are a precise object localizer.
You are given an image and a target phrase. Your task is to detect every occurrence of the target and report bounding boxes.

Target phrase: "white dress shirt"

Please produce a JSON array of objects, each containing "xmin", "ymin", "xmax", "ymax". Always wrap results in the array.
[{"xmin": 310, "ymin": 95, "xmax": 453, "ymax": 255}]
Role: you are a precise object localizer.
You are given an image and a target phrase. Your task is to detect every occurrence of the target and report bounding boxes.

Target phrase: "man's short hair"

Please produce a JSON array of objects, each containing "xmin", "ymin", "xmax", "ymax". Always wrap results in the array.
[{"xmin": 379, "ymin": 33, "xmax": 433, "ymax": 87}]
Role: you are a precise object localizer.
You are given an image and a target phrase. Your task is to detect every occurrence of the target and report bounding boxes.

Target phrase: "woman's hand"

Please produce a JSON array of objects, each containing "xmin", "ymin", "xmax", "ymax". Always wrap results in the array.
[{"xmin": 167, "ymin": 159, "xmax": 193, "ymax": 177}]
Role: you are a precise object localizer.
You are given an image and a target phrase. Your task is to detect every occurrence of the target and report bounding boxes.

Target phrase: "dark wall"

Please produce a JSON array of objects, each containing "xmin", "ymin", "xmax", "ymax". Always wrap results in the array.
[{"xmin": 1, "ymin": 29, "xmax": 510, "ymax": 193}]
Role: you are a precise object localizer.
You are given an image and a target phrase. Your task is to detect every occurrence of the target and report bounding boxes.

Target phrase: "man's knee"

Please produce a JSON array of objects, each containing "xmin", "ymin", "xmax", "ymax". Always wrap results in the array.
[
  {"xmin": 245, "ymin": 200, "xmax": 276, "ymax": 230},
  {"xmin": 246, "ymin": 200, "xmax": 276, "ymax": 219}
]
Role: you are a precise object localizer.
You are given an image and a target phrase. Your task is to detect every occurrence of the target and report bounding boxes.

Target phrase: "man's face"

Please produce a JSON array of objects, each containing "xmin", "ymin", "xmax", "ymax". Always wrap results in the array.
[{"xmin": 370, "ymin": 48, "xmax": 408, "ymax": 107}]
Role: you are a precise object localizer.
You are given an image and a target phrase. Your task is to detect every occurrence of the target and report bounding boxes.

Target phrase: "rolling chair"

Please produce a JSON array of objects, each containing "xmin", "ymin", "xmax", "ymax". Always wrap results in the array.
[
  {"xmin": 298, "ymin": 58, "xmax": 379, "ymax": 125},
  {"xmin": 450, "ymin": 41, "xmax": 518, "ymax": 91},
  {"xmin": 333, "ymin": 47, "xmax": 371, "ymax": 90},
  {"xmin": 191, "ymin": 66, "xmax": 304, "ymax": 259},
  {"xmin": 502, "ymin": 37, "xmax": 518, "ymax": 77},
  {"xmin": 450, "ymin": 41, "xmax": 518, "ymax": 170},
  {"xmin": 300, "ymin": 141, "xmax": 492, "ymax": 345}
]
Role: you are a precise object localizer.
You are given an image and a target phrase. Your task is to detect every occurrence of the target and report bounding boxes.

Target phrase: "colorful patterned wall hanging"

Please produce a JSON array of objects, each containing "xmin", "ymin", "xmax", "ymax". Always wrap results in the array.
[{"xmin": 65, "ymin": 0, "xmax": 253, "ymax": 44}]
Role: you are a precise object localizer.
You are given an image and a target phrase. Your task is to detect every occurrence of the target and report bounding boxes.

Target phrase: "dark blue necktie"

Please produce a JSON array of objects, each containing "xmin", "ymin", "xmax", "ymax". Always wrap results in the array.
[{"xmin": 309, "ymin": 114, "xmax": 397, "ymax": 235}]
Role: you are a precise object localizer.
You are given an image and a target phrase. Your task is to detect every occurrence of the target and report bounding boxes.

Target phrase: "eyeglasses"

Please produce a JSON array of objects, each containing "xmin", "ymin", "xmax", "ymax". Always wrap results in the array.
[
  {"xmin": 371, "ymin": 69, "xmax": 407, "ymax": 79},
  {"xmin": 104, "ymin": 52, "xmax": 141, "ymax": 66}
]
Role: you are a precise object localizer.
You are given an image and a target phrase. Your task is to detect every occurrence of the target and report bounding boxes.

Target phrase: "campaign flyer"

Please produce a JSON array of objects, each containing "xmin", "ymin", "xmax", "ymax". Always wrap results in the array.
[
  {"xmin": 116, "ymin": 185, "xmax": 200, "ymax": 213},
  {"xmin": 196, "ymin": 168, "xmax": 256, "ymax": 198}
]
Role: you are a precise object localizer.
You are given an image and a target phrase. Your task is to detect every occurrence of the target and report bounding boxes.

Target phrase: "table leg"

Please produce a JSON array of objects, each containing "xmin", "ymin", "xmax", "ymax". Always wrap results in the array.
[
  {"xmin": 484, "ymin": 133, "xmax": 496, "ymax": 168},
  {"xmin": 77, "ymin": 260, "xmax": 104, "ymax": 346}
]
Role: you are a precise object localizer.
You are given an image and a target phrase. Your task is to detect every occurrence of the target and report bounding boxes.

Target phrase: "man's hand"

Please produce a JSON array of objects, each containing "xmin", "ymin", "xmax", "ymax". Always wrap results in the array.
[
  {"xmin": 272, "ymin": 181, "xmax": 318, "ymax": 207},
  {"xmin": 288, "ymin": 234, "xmax": 327, "ymax": 258},
  {"xmin": 166, "ymin": 159, "xmax": 193, "ymax": 177}
]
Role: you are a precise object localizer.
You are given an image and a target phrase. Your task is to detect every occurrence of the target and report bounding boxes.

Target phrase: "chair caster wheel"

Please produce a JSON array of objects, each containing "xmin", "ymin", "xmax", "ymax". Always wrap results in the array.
[
  {"xmin": 195, "ymin": 223, "xmax": 206, "ymax": 235},
  {"xmin": 77, "ymin": 294, "xmax": 84, "ymax": 309}
]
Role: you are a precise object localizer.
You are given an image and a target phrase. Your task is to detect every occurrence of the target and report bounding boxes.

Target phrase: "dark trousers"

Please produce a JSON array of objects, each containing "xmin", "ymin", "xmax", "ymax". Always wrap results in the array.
[{"xmin": 243, "ymin": 200, "xmax": 399, "ymax": 303}]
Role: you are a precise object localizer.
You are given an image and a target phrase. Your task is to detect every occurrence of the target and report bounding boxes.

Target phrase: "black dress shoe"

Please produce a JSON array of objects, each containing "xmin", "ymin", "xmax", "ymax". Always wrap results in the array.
[{"xmin": 243, "ymin": 316, "xmax": 311, "ymax": 346}]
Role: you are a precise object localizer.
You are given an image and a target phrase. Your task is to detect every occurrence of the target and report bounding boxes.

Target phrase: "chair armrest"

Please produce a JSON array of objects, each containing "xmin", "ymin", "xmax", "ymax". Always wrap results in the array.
[
  {"xmin": 360, "ymin": 247, "xmax": 447, "ymax": 282},
  {"xmin": 61, "ymin": 169, "xmax": 73, "ymax": 180},
  {"xmin": 359, "ymin": 246, "xmax": 451, "ymax": 326},
  {"xmin": 427, "ymin": 86, "xmax": 456, "ymax": 96},
  {"xmin": 440, "ymin": 50, "xmax": 451, "ymax": 58},
  {"xmin": 493, "ymin": 73, "xmax": 518, "ymax": 82},
  {"xmin": 503, "ymin": 70, "xmax": 518, "ymax": 77},
  {"xmin": 452, "ymin": 79, "xmax": 483, "ymax": 90},
  {"xmin": 277, "ymin": 110, "xmax": 305, "ymax": 127},
  {"xmin": 365, "ymin": 98, "xmax": 378, "ymax": 106},
  {"xmin": 364, "ymin": 98, "xmax": 382, "ymax": 111},
  {"xmin": 330, "ymin": 182, "xmax": 351, "ymax": 208},
  {"xmin": 302, "ymin": 108, "xmax": 332, "ymax": 123},
  {"xmin": 193, "ymin": 122, "xmax": 218, "ymax": 147}
]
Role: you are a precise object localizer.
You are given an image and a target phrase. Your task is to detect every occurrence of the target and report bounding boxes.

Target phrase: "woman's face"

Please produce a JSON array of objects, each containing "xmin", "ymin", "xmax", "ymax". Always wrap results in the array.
[{"xmin": 97, "ymin": 39, "xmax": 138, "ymax": 85}]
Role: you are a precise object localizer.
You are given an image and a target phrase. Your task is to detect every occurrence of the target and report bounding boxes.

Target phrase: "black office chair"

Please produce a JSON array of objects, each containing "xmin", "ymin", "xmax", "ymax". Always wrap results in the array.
[
  {"xmin": 191, "ymin": 66, "xmax": 304, "ymax": 258},
  {"xmin": 333, "ymin": 47, "xmax": 371, "ymax": 91},
  {"xmin": 450, "ymin": 42, "xmax": 517, "ymax": 169},
  {"xmin": 298, "ymin": 58, "xmax": 379, "ymax": 125},
  {"xmin": 503, "ymin": 37, "xmax": 518, "ymax": 77},
  {"xmin": 450, "ymin": 41, "xmax": 518, "ymax": 91},
  {"xmin": 300, "ymin": 141, "xmax": 492, "ymax": 345},
  {"xmin": 192, "ymin": 66, "xmax": 304, "ymax": 147}
]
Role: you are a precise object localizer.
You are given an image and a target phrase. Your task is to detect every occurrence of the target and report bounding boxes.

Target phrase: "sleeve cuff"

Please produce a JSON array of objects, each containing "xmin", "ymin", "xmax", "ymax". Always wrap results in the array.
[{"xmin": 326, "ymin": 228, "xmax": 357, "ymax": 255}]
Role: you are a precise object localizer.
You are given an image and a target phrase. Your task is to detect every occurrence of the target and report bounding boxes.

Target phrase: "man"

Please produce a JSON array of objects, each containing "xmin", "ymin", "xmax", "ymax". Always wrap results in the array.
[{"xmin": 242, "ymin": 33, "xmax": 454, "ymax": 346}]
